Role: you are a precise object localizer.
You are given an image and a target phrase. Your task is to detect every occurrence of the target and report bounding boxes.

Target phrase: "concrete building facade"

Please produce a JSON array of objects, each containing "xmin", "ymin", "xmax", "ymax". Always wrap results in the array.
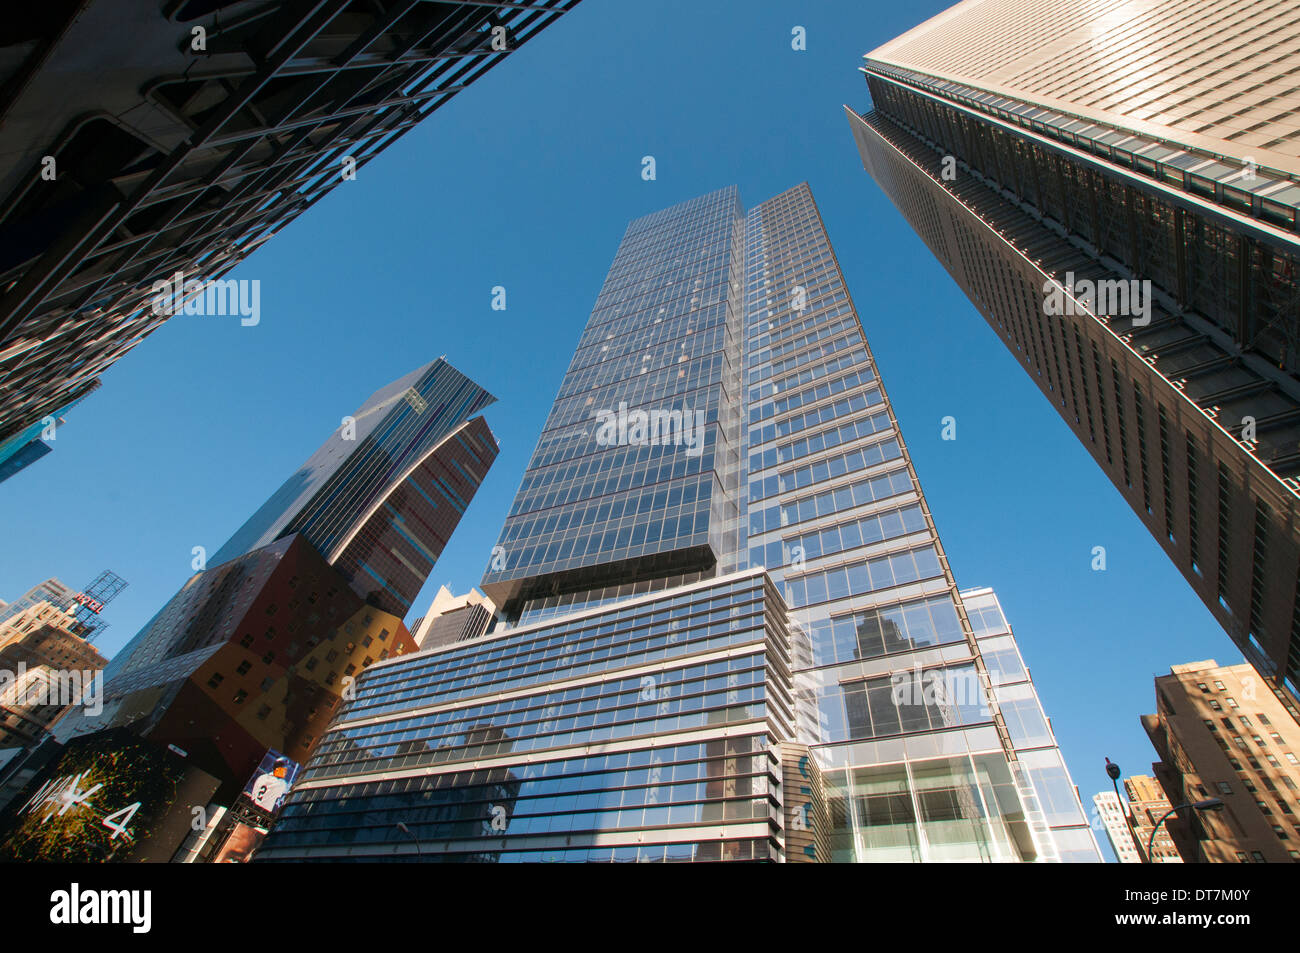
[{"xmin": 1145, "ymin": 658, "xmax": 1300, "ymax": 862}]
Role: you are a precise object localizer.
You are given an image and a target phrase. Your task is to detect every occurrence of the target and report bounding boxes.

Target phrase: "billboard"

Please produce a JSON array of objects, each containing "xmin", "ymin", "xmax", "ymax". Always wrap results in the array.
[
  {"xmin": 204, "ymin": 748, "xmax": 301, "ymax": 862},
  {"xmin": 235, "ymin": 749, "xmax": 300, "ymax": 820},
  {"xmin": 0, "ymin": 728, "xmax": 219, "ymax": 862}
]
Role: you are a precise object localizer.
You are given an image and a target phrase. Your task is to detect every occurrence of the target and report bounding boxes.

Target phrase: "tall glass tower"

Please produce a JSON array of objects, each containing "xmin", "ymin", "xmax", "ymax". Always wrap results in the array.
[
  {"xmin": 848, "ymin": 0, "xmax": 1300, "ymax": 701},
  {"xmin": 480, "ymin": 188, "xmax": 746, "ymax": 618},
  {"xmin": 49, "ymin": 358, "xmax": 498, "ymax": 799},
  {"xmin": 260, "ymin": 186, "xmax": 1090, "ymax": 862},
  {"xmin": 742, "ymin": 184, "xmax": 1055, "ymax": 861}
]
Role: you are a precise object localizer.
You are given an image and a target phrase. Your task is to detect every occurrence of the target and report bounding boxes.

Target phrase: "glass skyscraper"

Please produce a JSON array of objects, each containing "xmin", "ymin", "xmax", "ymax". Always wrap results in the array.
[
  {"xmin": 481, "ymin": 188, "xmax": 746, "ymax": 617},
  {"xmin": 0, "ymin": 0, "xmax": 578, "ymax": 464},
  {"xmin": 848, "ymin": 0, "xmax": 1300, "ymax": 703},
  {"xmin": 260, "ymin": 185, "xmax": 1091, "ymax": 862},
  {"xmin": 48, "ymin": 358, "xmax": 498, "ymax": 806},
  {"xmin": 211, "ymin": 357, "xmax": 497, "ymax": 618}
]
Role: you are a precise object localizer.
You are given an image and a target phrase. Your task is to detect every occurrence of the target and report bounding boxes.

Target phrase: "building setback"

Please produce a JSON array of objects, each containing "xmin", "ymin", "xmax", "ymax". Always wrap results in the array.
[
  {"xmin": 0, "ymin": 0, "xmax": 578, "ymax": 458},
  {"xmin": 1144, "ymin": 659, "xmax": 1300, "ymax": 862},
  {"xmin": 259, "ymin": 184, "xmax": 1096, "ymax": 862},
  {"xmin": 848, "ymin": 0, "xmax": 1300, "ymax": 701},
  {"xmin": 258, "ymin": 570, "xmax": 817, "ymax": 862}
]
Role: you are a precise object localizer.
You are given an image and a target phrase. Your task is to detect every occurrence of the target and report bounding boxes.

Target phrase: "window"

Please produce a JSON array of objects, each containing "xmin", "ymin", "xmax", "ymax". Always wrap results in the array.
[
  {"xmin": 1251, "ymin": 850, "xmax": 1266, "ymax": 862},
  {"xmin": 206, "ymin": 673, "xmax": 224, "ymax": 689},
  {"xmin": 1209, "ymin": 699, "xmax": 1222, "ymax": 711},
  {"xmin": 1274, "ymin": 826, "xmax": 1289, "ymax": 840},
  {"xmin": 1197, "ymin": 682, "xmax": 1210, "ymax": 693},
  {"xmin": 1217, "ymin": 781, "xmax": 1233, "ymax": 794},
  {"xmin": 235, "ymin": 660, "xmax": 251, "ymax": 676},
  {"xmin": 233, "ymin": 690, "xmax": 247, "ymax": 704},
  {"xmin": 1214, "ymin": 681, "xmax": 1226, "ymax": 690},
  {"xmin": 1226, "ymin": 697, "xmax": 1238, "ymax": 709},
  {"xmin": 1286, "ymin": 753, "xmax": 1299, "ymax": 766},
  {"xmin": 1259, "ymin": 713, "xmax": 1271, "ymax": 726}
]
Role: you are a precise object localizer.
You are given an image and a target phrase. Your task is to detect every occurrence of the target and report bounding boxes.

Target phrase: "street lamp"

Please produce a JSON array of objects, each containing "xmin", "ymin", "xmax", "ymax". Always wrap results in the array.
[
  {"xmin": 1147, "ymin": 797, "xmax": 1224, "ymax": 862},
  {"xmin": 1105, "ymin": 758, "xmax": 1147, "ymax": 861},
  {"xmin": 396, "ymin": 821, "xmax": 423, "ymax": 858}
]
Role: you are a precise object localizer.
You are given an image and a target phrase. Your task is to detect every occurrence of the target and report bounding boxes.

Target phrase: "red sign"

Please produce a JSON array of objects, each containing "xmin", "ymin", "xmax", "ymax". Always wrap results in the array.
[{"xmin": 73, "ymin": 593, "xmax": 104, "ymax": 614}]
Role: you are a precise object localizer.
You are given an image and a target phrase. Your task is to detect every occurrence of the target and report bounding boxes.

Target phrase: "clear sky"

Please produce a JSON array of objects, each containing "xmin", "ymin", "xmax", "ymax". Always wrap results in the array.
[{"xmin": 0, "ymin": 0, "xmax": 1235, "ymax": 859}]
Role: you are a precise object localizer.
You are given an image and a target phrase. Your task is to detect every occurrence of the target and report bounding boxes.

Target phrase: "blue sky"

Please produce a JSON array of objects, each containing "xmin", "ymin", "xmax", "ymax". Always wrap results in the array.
[{"xmin": 0, "ymin": 0, "xmax": 1235, "ymax": 857}]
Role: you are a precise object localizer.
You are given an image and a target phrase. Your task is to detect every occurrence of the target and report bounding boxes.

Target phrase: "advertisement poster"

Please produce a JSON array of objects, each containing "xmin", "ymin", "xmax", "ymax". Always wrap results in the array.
[
  {"xmin": 210, "ymin": 749, "xmax": 302, "ymax": 862},
  {"xmin": 0, "ymin": 729, "xmax": 218, "ymax": 862}
]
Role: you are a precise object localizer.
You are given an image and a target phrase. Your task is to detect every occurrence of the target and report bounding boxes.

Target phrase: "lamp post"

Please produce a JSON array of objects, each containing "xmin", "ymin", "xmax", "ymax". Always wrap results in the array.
[
  {"xmin": 1147, "ymin": 798, "xmax": 1224, "ymax": 862},
  {"xmin": 1106, "ymin": 758, "xmax": 1148, "ymax": 862},
  {"xmin": 396, "ymin": 821, "xmax": 422, "ymax": 859}
]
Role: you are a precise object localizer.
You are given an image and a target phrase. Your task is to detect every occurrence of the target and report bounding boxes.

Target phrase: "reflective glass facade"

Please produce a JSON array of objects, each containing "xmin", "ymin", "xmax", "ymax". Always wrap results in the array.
[
  {"xmin": 742, "ymin": 185, "xmax": 1039, "ymax": 862},
  {"xmin": 0, "ymin": 0, "xmax": 578, "ymax": 452},
  {"xmin": 212, "ymin": 358, "xmax": 497, "ymax": 616},
  {"xmin": 263, "ymin": 186, "xmax": 1091, "ymax": 862},
  {"xmin": 481, "ymin": 189, "xmax": 745, "ymax": 615},
  {"xmin": 256, "ymin": 571, "xmax": 800, "ymax": 862},
  {"xmin": 964, "ymin": 586, "xmax": 1102, "ymax": 863}
]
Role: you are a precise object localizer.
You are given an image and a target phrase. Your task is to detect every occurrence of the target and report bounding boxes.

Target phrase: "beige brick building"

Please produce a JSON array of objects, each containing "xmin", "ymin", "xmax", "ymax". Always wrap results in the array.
[
  {"xmin": 0, "ymin": 601, "xmax": 106, "ymax": 749},
  {"xmin": 1123, "ymin": 774, "xmax": 1183, "ymax": 862},
  {"xmin": 1143, "ymin": 659, "xmax": 1300, "ymax": 862}
]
